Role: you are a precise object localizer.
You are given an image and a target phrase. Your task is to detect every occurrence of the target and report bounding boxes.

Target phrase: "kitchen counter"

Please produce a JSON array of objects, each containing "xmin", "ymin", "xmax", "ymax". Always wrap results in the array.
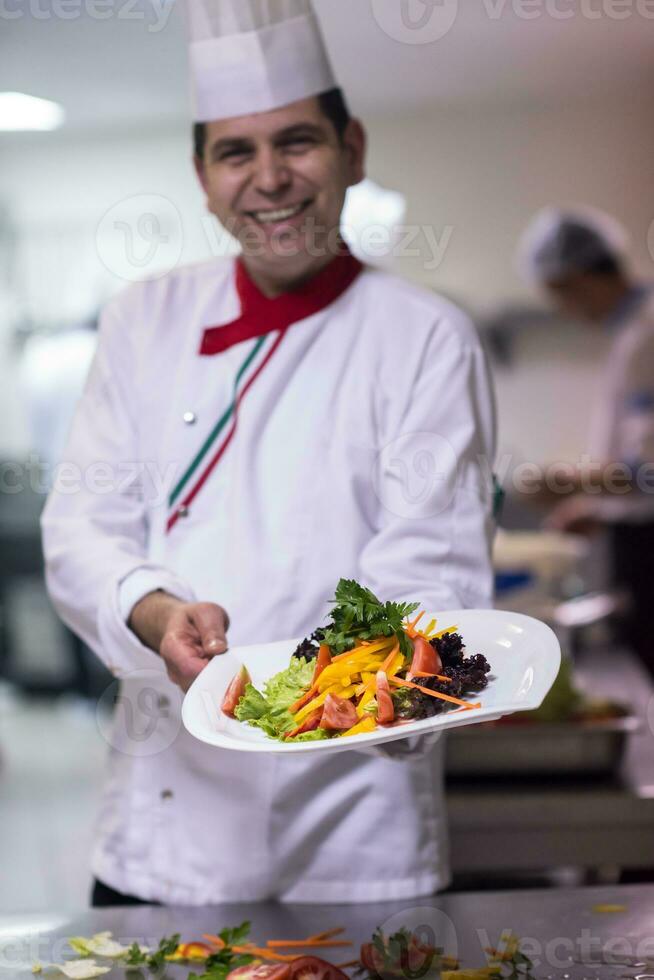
[
  {"xmin": 446, "ymin": 648, "xmax": 654, "ymax": 878},
  {"xmin": 3, "ymin": 883, "xmax": 654, "ymax": 978}
]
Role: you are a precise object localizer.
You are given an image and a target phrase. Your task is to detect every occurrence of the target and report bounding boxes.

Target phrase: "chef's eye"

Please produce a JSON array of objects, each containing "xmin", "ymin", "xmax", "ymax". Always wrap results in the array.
[
  {"xmin": 218, "ymin": 147, "xmax": 253, "ymax": 163},
  {"xmin": 280, "ymin": 136, "xmax": 316, "ymax": 154}
]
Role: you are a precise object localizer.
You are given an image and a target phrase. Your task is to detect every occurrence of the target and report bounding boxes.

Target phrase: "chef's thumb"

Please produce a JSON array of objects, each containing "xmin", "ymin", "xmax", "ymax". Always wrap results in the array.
[{"xmin": 191, "ymin": 603, "xmax": 230, "ymax": 656}]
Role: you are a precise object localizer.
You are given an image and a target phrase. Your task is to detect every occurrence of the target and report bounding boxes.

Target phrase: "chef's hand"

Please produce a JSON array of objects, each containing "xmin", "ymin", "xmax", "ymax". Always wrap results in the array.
[{"xmin": 129, "ymin": 591, "xmax": 229, "ymax": 691}]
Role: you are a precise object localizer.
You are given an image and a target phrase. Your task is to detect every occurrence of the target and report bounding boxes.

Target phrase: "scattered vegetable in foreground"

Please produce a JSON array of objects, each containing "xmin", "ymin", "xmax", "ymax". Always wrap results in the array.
[
  {"xmin": 37, "ymin": 923, "xmax": 535, "ymax": 980},
  {"xmin": 226, "ymin": 579, "xmax": 492, "ymax": 742}
]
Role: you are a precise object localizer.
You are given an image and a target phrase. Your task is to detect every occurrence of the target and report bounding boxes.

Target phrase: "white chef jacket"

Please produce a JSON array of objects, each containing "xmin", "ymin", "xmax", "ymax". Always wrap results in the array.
[
  {"xmin": 41, "ymin": 256, "xmax": 496, "ymax": 904},
  {"xmin": 588, "ymin": 288, "xmax": 654, "ymax": 522}
]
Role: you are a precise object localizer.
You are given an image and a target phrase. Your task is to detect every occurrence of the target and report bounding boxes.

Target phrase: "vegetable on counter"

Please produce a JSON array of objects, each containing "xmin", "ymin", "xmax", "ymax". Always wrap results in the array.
[
  {"xmin": 227, "ymin": 578, "xmax": 492, "ymax": 742},
  {"xmin": 38, "ymin": 923, "xmax": 535, "ymax": 980}
]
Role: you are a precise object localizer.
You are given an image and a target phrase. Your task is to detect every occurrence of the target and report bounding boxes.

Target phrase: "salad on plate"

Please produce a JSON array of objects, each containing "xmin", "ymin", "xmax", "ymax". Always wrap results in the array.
[{"xmin": 220, "ymin": 579, "xmax": 492, "ymax": 743}]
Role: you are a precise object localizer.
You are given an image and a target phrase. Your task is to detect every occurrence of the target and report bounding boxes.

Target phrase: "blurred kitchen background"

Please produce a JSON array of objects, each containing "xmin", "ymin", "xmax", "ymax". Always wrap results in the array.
[{"xmin": 2, "ymin": 1, "xmax": 654, "ymax": 913}]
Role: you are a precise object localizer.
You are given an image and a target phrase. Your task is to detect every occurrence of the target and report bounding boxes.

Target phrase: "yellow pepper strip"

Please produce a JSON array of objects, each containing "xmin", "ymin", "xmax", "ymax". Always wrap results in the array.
[
  {"xmin": 354, "ymin": 672, "xmax": 375, "ymax": 696},
  {"xmin": 317, "ymin": 661, "xmax": 362, "ymax": 687},
  {"xmin": 435, "ymin": 624, "xmax": 458, "ymax": 639},
  {"xmin": 386, "ymin": 651, "xmax": 405, "ymax": 678},
  {"xmin": 356, "ymin": 688, "xmax": 376, "ymax": 718},
  {"xmin": 330, "ymin": 637, "xmax": 395, "ymax": 663},
  {"xmin": 340, "ymin": 716, "xmax": 377, "ymax": 737},
  {"xmin": 293, "ymin": 685, "xmax": 358, "ymax": 724},
  {"xmin": 424, "ymin": 618, "xmax": 437, "ymax": 636}
]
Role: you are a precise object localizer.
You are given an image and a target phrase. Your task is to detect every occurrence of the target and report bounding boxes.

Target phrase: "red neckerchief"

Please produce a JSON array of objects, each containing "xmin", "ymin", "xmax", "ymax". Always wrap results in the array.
[{"xmin": 199, "ymin": 248, "xmax": 364, "ymax": 357}]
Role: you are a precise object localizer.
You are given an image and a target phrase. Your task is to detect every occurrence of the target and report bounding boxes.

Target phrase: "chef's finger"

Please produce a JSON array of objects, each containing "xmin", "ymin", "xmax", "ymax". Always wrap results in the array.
[{"xmin": 189, "ymin": 602, "xmax": 230, "ymax": 656}]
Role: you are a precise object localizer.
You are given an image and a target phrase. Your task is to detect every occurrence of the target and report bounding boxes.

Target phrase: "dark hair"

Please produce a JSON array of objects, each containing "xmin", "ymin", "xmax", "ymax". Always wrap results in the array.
[{"xmin": 193, "ymin": 87, "xmax": 351, "ymax": 160}]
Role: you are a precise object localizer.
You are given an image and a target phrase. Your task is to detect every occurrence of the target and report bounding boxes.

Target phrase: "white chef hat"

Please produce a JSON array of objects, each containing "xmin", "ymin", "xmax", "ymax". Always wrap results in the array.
[
  {"xmin": 185, "ymin": 0, "xmax": 337, "ymax": 123},
  {"xmin": 517, "ymin": 206, "xmax": 630, "ymax": 284}
]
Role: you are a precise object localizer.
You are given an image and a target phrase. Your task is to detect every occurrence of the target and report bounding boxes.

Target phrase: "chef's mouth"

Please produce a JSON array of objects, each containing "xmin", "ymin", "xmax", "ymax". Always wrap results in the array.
[{"xmin": 243, "ymin": 198, "xmax": 313, "ymax": 226}]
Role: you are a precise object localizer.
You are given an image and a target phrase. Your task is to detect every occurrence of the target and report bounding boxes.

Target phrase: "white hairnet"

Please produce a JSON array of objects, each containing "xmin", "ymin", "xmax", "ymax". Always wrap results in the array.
[{"xmin": 517, "ymin": 206, "xmax": 630, "ymax": 284}]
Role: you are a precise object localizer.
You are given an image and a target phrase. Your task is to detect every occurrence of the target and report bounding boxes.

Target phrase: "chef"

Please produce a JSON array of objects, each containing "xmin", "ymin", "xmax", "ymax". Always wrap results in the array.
[
  {"xmin": 519, "ymin": 207, "xmax": 654, "ymax": 672},
  {"xmin": 42, "ymin": 0, "xmax": 496, "ymax": 906}
]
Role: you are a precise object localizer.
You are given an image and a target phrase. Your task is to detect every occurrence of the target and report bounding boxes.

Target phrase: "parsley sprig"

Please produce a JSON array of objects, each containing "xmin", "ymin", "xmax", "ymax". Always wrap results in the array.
[
  {"xmin": 189, "ymin": 922, "xmax": 255, "ymax": 980},
  {"xmin": 125, "ymin": 933, "xmax": 180, "ymax": 971},
  {"xmin": 321, "ymin": 579, "xmax": 419, "ymax": 660}
]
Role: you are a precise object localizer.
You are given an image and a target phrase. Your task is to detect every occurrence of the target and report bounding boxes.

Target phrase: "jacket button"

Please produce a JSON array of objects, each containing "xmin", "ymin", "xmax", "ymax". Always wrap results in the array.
[
  {"xmin": 183, "ymin": 411, "xmax": 197, "ymax": 425},
  {"xmin": 161, "ymin": 789, "xmax": 174, "ymax": 800},
  {"xmin": 178, "ymin": 506, "xmax": 190, "ymax": 519}
]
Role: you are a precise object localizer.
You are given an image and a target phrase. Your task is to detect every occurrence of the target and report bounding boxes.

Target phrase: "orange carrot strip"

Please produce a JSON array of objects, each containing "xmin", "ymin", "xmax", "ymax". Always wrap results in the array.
[
  {"xmin": 241, "ymin": 948, "xmax": 298, "ymax": 962},
  {"xmin": 288, "ymin": 683, "xmax": 319, "ymax": 715},
  {"xmin": 267, "ymin": 940, "xmax": 352, "ymax": 949},
  {"xmin": 380, "ymin": 640, "xmax": 400, "ymax": 674},
  {"xmin": 202, "ymin": 935, "xmax": 225, "ymax": 948},
  {"xmin": 389, "ymin": 676, "xmax": 480, "ymax": 710},
  {"xmin": 306, "ymin": 928, "xmax": 346, "ymax": 942},
  {"xmin": 406, "ymin": 611, "xmax": 425, "ymax": 630},
  {"xmin": 412, "ymin": 671, "xmax": 452, "ymax": 683}
]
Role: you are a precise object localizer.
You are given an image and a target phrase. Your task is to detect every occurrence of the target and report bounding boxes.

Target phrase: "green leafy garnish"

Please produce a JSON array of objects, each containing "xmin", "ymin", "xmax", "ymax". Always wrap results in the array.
[
  {"xmin": 485, "ymin": 933, "xmax": 535, "ymax": 980},
  {"xmin": 235, "ymin": 658, "xmax": 314, "ymax": 739},
  {"xmin": 124, "ymin": 934, "xmax": 180, "ymax": 971},
  {"xmin": 321, "ymin": 579, "xmax": 418, "ymax": 659},
  {"xmin": 189, "ymin": 922, "xmax": 254, "ymax": 980}
]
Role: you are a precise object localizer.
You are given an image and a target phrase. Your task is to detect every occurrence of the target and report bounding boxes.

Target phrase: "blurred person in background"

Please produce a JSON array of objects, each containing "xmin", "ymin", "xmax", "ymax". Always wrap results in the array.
[{"xmin": 519, "ymin": 207, "xmax": 654, "ymax": 673}]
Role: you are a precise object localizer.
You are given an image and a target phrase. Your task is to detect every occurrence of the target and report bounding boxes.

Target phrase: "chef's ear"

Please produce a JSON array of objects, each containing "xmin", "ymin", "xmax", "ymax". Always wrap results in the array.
[{"xmin": 342, "ymin": 119, "xmax": 367, "ymax": 188}]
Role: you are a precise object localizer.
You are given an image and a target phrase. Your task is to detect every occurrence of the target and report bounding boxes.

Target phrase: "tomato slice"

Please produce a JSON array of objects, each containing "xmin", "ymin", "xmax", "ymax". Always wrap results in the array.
[
  {"xmin": 221, "ymin": 666, "xmax": 251, "ymax": 718},
  {"xmin": 320, "ymin": 693, "xmax": 358, "ymax": 731},
  {"xmin": 228, "ymin": 964, "xmax": 291, "ymax": 980},
  {"xmin": 288, "ymin": 956, "xmax": 350, "ymax": 980},
  {"xmin": 312, "ymin": 643, "xmax": 332, "ymax": 684},
  {"xmin": 375, "ymin": 670, "xmax": 395, "ymax": 724},
  {"xmin": 409, "ymin": 636, "xmax": 442, "ymax": 677}
]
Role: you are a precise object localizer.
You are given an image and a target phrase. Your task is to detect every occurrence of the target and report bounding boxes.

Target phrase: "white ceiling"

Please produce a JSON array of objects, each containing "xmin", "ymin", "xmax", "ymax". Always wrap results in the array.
[{"xmin": 1, "ymin": 0, "xmax": 654, "ymax": 134}]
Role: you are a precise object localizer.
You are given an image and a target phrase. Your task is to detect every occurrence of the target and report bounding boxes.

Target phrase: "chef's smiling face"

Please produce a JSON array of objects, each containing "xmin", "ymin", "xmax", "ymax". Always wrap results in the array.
[{"xmin": 194, "ymin": 96, "xmax": 366, "ymax": 295}]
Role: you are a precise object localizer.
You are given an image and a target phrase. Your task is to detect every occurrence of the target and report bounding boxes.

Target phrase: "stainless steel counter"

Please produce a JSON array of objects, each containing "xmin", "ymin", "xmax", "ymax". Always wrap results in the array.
[
  {"xmin": 3, "ymin": 883, "xmax": 654, "ymax": 979},
  {"xmin": 446, "ymin": 649, "xmax": 654, "ymax": 877}
]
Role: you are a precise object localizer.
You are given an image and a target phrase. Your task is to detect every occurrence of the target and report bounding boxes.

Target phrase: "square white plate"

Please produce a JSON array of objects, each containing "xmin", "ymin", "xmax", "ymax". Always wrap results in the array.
[{"xmin": 182, "ymin": 609, "xmax": 561, "ymax": 755}]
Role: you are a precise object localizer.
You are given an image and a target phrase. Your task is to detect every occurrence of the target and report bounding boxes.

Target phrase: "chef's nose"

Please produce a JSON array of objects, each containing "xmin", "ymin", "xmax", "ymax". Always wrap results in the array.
[{"xmin": 253, "ymin": 146, "xmax": 292, "ymax": 197}]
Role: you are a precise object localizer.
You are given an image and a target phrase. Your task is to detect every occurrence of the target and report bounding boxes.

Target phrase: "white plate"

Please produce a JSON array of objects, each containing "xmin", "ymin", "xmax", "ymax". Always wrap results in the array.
[{"xmin": 182, "ymin": 609, "xmax": 561, "ymax": 755}]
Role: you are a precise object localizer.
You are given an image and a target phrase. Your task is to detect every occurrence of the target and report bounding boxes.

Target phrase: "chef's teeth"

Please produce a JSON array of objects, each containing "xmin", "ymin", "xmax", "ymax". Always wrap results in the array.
[{"xmin": 253, "ymin": 203, "xmax": 305, "ymax": 223}]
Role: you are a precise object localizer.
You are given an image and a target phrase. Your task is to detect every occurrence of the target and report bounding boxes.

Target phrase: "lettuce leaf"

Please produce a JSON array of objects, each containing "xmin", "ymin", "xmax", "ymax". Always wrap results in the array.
[{"xmin": 235, "ymin": 657, "xmax": 315, "ymax": 739}]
